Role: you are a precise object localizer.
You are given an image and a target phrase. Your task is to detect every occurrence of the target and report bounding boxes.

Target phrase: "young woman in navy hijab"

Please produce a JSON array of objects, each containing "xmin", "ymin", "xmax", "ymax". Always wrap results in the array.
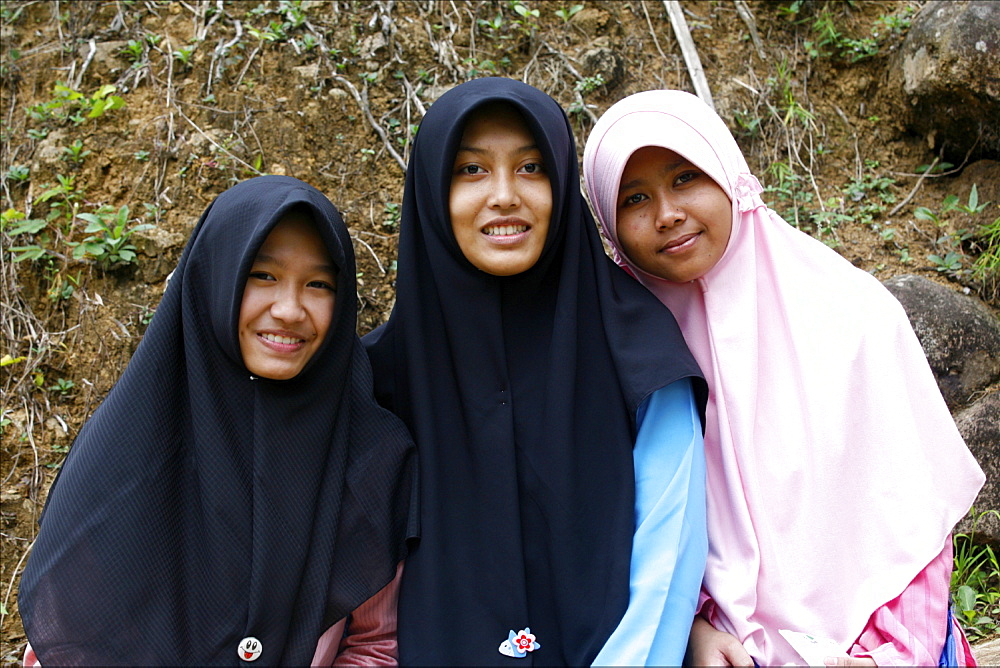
[
  {"xmin": 19, "ymin": 176, "xmax": 417, "ymax": 665},
  {"xmin": 364, "ymin": 77, "xmax": 708, "ymax": 665}
]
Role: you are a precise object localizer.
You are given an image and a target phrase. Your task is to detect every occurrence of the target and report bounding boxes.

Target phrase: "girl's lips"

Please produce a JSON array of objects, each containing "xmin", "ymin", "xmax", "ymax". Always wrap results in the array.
[
  {"xmin": 257, "ymin": 331, "xmax": 306, "ymax": 353},
  {"xmin": 481, "ymin": 218, "xmax": 531, "ymax": 245},
  {"xmin": 660, "ymin": 232, "xmax": 700, "ymax": 254}
]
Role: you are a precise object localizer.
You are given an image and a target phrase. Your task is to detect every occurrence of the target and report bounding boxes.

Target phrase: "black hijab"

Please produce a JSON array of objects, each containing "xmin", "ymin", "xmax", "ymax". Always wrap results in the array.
[
  {"xmin": 363, "ymin": 78, "xmax": 705, "ymax": 666},
  {"xmin": 19, "ymin": 176, "xmax": 417, "ymax": 666}
]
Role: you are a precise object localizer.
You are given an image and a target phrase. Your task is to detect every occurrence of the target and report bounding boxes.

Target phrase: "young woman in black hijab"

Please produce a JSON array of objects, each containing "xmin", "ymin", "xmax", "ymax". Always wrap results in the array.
[
  {"xmin": 363, "ymin": 78, "xmax": 708, "ymax": 665},
  {"xmin": 19, "ymin": 176, "xmax": 417, "ymax": 666}
]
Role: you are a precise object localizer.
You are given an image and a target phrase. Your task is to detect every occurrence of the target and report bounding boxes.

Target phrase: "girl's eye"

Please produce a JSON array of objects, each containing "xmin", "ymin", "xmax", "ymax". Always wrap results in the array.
[
  {"xmin": 459, "ymin": 164, "xmax": 484, "ymax": 175},
  {"xmin": 308, "ymin": 280, "xmax": 336, "ymax": 291},
  {"xmin": 620, "ymin": 193, "xmax": 647, "ymax": 208},
  {"xmin": 248, "ymin": 271, "xmax": 274, "ymax": 281},
  {"xmin": 520, "ymin": 162, "xmax": 544, "ymax": 174},
  {"xmin": 675, "ymin": 171, "xmax": 699, "ymax": 186}
]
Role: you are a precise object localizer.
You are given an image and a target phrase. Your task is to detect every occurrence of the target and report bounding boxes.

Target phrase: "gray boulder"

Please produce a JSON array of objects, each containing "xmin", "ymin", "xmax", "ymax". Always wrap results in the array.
[
  {"xmin": 954, "ymin": 391, "xmax": 1000, "ymax": 542},
  {"xmin": 883, "ymin": 275, "xmax": 1000, "ymax": 408},
  {"xmin": 898, "ymin": 0, "xmax": 1000, "ymax": 161}
]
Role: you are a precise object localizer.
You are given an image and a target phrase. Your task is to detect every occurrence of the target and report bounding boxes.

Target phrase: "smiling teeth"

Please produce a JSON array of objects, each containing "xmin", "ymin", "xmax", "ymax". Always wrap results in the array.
[
  {"xmin": 261, "ymin": 333, "xmax": 302, "ymax": 344},
  {"xmin": 485, "ymin": 225, "xmax": 527, "ymax": 236}
]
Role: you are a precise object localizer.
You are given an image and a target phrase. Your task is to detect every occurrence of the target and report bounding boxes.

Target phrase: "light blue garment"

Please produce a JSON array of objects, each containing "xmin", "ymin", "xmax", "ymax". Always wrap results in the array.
[{"xmin": 592, "ymin": 378, "xmax": 708, "ymax": 666}]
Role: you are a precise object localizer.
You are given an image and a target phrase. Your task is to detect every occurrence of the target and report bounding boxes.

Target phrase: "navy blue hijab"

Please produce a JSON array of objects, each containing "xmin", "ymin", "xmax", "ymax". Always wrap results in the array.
[
  {"xmin": 19, "ymin": 176, "xmax": 417, "ymax": 666},
  {"xmin": 364, "ymin": 78, "xmax": 705, "ymax": 665}
]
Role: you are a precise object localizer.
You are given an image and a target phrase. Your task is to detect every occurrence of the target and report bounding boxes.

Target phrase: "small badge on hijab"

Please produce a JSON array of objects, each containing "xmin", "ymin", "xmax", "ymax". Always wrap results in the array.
[
  {"xmin": 498, "ymin": 628, "xmax": 540, "ymax": 658},
  {"xmin": 238, "ymin": 636, "xmax": 262, "ymax": 662}
]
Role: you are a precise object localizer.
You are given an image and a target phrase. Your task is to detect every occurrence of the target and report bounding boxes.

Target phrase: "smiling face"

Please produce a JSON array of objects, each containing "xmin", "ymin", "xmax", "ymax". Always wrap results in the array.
[
  {"xmin": 238, "ymin": 211, "xmax": 336, "ymax": 380},
  {"xmin": 616, "ymin": 146, "xmax": 733, "ymax": 283},
  {"xmin": 449, "ymin": 104, "xmax": 553, "ymax": 276}
]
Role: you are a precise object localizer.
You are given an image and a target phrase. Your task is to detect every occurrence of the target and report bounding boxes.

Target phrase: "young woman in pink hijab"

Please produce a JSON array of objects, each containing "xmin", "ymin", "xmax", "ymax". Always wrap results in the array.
[{"xmin": 583, "ymin": 90, "xmax": 985, "ymax": 667}]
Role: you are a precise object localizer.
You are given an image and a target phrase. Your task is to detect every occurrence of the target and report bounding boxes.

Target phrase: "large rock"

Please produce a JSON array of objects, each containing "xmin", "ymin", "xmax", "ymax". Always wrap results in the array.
[
  {"xmin": 954, "ymin": 390, "xmax": 1000, "ymax": 541},
  {"xmin": 898, "ymin": 0, "xmax": 1000, "ymax": 161},
  {"xmin": 883, "ymin": 275, "xmax": 1000, "ymax": 408}
]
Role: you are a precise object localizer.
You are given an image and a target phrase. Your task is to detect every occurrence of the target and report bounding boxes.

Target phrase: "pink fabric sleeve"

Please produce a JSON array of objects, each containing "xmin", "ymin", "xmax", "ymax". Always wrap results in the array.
[
  {"xmin": 696, "ymin": 586, "xmax": 719, "ymax": 624},
  {"xmin": 22, "ymin": 643, "xmax": 40, "ymax": 668},
  {"xmin": 330, "ymin": 562, "xmax": 403, "ymax": 666},
  {"xmin": 849, "ymin": 540, "xmax": 974, "ymax": 666},
  {"xmin": 311, "ymin": 620, "xmax": 348, "ymax": 667}
]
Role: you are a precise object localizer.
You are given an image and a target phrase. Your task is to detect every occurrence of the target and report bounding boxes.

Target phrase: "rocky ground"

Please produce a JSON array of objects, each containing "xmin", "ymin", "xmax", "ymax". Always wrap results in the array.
[{"xmin": 2, "ymin": 0, "xmax": 998, "ymax": 661}]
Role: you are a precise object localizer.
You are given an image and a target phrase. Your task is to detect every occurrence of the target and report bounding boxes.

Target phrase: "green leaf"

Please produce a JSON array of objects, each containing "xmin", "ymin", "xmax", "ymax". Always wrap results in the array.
[
  {"xmin": 8, "ymin": 218, "xmax": 48, "ymax": 235},
  {"xmin": 10, "ymin": 245, "xmax": 47, "ymax": 261},
  {"xmin": 53, "ymin": 84, "xmax": 83, "ymax": 100},
  {"xmin": 969, "ymin": 184, "xmax": 979, "ymax": 211},
  {"xmin": 957, "ymin": 584, "xmax": 979, "ymax": 612},
  {"xmin": 93, "ymin": 84, "xmax": 117, "ymax": 100}
]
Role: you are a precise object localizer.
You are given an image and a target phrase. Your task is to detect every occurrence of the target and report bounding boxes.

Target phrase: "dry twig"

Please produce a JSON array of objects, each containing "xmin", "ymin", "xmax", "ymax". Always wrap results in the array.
[
  {"xmin": 663, "ymin": 0, "xmax": 714, "ymax": 109},
  {"xmin": 888, "ymin": 157, "xmax": 938, "ymax": 218},
  {"xmin": 332, "ymin": 74, "xmax": 408, "ymax": 173},
  {"xmin": 733, "ymin": 0, "xmax": 767, "ymax": 61}
]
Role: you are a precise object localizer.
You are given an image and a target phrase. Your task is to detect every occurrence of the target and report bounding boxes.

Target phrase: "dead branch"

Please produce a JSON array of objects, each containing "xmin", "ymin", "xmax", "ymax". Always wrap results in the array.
[
  {"xmin": 175, "ymin": 108, "xmax": 263, "ymax": 174},
  {"xmin": 888, "ymin": 157, "xmax": 938, "ymax": 217},
  {"xmin": 641, "ymin": 0, "xmax": 669, "ymax": 62},
  {"xmin": 663, "ymin": 0, "xmax": 714, "ymax": 109},
  {"xmin": 333, "ymin": 74, "xmax": 408, "ymax": 173},
  {"xmin": 733, "ymin": 0, "xmax": 767, "ymax": 61}
]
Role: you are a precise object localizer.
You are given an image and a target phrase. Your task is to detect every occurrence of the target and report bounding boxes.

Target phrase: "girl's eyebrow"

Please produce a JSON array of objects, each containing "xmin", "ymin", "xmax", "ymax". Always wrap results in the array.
[
  {"xmin": 456, "ymin": 144, "xmax": 539, "ymax": 155},
  {"xmin": 619, "ymin": 177, "xmax": 644, "ymax": 193},
  {"xmin": 618, "ymin": 157, "xmax": 690, "ymax": 194},
  {"xmin": 253, "ymin": 253, "xmax": 336, "ymax": 275}
]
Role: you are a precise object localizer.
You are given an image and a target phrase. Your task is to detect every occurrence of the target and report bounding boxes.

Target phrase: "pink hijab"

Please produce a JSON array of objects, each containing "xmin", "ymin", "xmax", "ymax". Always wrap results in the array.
[{"xmin": 583, "ymin": 90, "xmax": 984, "ymax": 665}]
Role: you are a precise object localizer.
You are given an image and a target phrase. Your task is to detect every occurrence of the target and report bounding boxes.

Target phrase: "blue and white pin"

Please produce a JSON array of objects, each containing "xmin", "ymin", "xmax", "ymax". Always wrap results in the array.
[{"xmin": 499, "ymin": 628, "xmax": 540, "ymax": 658}]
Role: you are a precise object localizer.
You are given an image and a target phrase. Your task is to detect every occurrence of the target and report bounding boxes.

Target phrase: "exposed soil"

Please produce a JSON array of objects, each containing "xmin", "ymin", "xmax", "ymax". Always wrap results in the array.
[{"xmin": 2, "ymin": 1, "xmax": 998, "ymax": 661}]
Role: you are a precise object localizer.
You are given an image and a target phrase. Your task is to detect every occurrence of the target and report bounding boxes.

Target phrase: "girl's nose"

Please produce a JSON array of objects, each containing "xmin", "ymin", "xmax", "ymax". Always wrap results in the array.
[
  {"xmin": 655, "ymin": 198, "xmax": 686, "ymax": 229},
  {"xmin": 488, "ymin": 172, "xmax": 521, "ymax": 210},
  {"xmin": 270, "ymin": 288, "xmax": 306, "ymax": 322}
]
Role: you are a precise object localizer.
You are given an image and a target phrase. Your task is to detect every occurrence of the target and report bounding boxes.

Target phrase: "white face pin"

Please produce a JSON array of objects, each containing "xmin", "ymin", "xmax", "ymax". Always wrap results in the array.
[{"xmin": 238, "ymin": 636, "xmax": 263, "ymax": 662}]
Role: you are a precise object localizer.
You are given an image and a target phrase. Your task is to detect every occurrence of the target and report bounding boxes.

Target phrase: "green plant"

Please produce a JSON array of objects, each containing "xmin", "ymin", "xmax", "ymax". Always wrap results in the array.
[
  {"xmin": 970, "ymin": 214, "xmax": 1000, "ymax": 300},
  {"xmin": 954, "ymin": 184, "xmax": 990, "ymax": 215},
  {"xmin": 122, "ymin": 39, "xmax": 145, "ymax": 65},
  {"xmin": 733, "ymin": 109, "xmax": 761, "ymax": 139},
  {"xmin": 916, "ymin": 185, "xmax": 990, "ymax": 226},
  {"xmin": 30, "ymin": 83, "xmax": 126, "ymax": 127},
  {"xmin": 477, "ymin": 12, "xmax": 505, "ymax": 33},
  {"xmin": 74, "ymin": 204, "xmax": 154, "ymax": 268},
  {"xmin": 874, "ymin": 7, "xmax": 915, "ymax": 37},
  {"xmin": 555, "ymin": 4, "xmax": 583, "ymax": 22},
  {"xmin": 46, "ymin": 270, "xmax": 80, "ymax": 301},
  {"xmin": 952, "ymin": 509, "xmax": 1000, "ymax": 639},
  {"xmin": 842, "ymin": 163, "xmax": 896, "ymax": 227},
  {"xmin": 62, "ymin": 138, "xmax": 91, "ymax": 164},
  {"xmin": 278, "ymin": 0, "xmax": 308, "ymax": 29},
  {"xmin": 5, "ymin": 163, "xmax": 29, "ymax": 182},
  {"xmin": 48, "ymin": 377, "xmax": 75, "ymax": 395},
  {"xmin": 297, "ymin": 33, "xmax": 318, "ymax": 51},
  {"xmin": 463, "ymin": 57, "xmax": 501, "ymax": 78},
  {"xmin": 916, "ymin": 161, "xmax": 953, "ymax": 175},
  {"xmin": 510, "ymin": 0, "xmax": 541, "ymax": 35},
  {"xmin": 173, "ymin": 44, "xmax": 197, "ymax": 68},
  {"xmin": 928, "ymin": 251, "xmax": 963, "ymax": 275},
  {"xmin": 383, "ymin": 202, "xmax": 401, "ymax": 229},
  {"xmin": 763, "ymin": 160, "xmax": 812, "ymax": 228},
  {"xmin": 575, "ymin": 74, "xmax": 605, "ymax": 95},
  {"xmin": 3, "ymin": 208, "xmax": 49, "ymax": 262},
  {"xmin": 249, "ymin": 21, "xmax": 288, "ymax": 43}
]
